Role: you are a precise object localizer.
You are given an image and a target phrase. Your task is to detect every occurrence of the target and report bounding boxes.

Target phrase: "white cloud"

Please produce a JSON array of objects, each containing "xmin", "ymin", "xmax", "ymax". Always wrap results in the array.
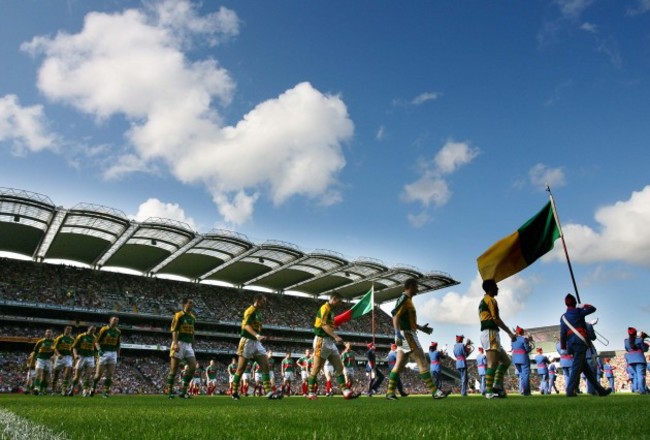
[
  {"xmin": 407, "ymin": 211, "xmax": 432, "ymax": 228},
  {"xmin": 529, "ymin": 163, "xmax": 566, "ymax": 191},
  {"xmin": 0, "ymin": 94, "xmax": 56, "ymax": 154},
  {"xmin": 435, "ymin": 141, "xmax": 480, "ymax": 175},
  {"xmin": 554, "ymin": 0, "xmax": 593, "ymax": 19},
  {"xmin": 22, "ymin": 0, "xmax": 353, "ymax": 225},
  {"xmin": 411, "ymin": 92, "xmax": 439, "ymax": 105},
  {"xmin": 546, "ymin": 186, "xmax": 650, "ymax": 267},
  {"xmin": 401, "ymin": 140, "xmax": 478, "ymax": 213},
  {"xmin": 133, "ymin": 198, "xmax": 197, "ymax": 230},
  {"xmin": 419, "ymin": 273, "xmax": 533, "ymax": 325},
  {"xmin": 627, "ymin": 0, "xmax": 650, "ymax": 16},
  {"xmin": 580, "ymin": 22, "xmax": 598, "ymax": 33},
  {"xmin": 376, "ymin": 125, "xmax": 385, "ymax": 141}
]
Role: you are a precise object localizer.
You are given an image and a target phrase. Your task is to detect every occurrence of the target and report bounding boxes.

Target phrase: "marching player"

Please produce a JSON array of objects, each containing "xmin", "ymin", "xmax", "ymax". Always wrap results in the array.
[
  {"xmin": 478, "ymin": 279, "xmax": 516, "ymax": 399},
  {"xmin": 166, "ymin": 297, "xmax": 197, "ymax": 399},
  {"xmin": 386, "ymin": 278, "xmax": 450, "ymax": 401},
  {"xmin": 281, "ymin": 352, "xmax": 295, "ymax": 396},
  {"xmin": 52, "ymin": 326, "xmax": 75, "ymax": 396},
  {"xmin": 297, "ymin": 349, "xmax": 311, "ymax": 395},
  {"xmin": 512, "ymin": 326, "xmax": 532, "ymax": 396},
  {"xmin": 93, "ymin": 316, "xmax": 121, "ymax": 397},
  {"xmin": 190, "ymin": 362, "xmax": 203, "ymax": 396},
  {"xmin": 31, "ymin": 328, "xmax": 55, "ymax": 395},
  {"xmin": 476, "ymin": 347, "xmax": 487, "ymax": 395},
  {"xmin": 24, "ymin": 352, "xmax": 36, "ymax": 394},
  {"xmin": 341, "ymin": 343, "xmax": 357, "ymax": 392},
  {"xmin": 205, "ymin": 360, "xmax": 218, "ymax": 396},
  {"xmin": 70, "ymin": 325, "xmax": 97, "ymax": 396},
  {"xmin": 267, "ymin": 351, "xmax": 276, "ymax": 391},
  {"xmin": 306, "ymin": 292, "xmax": 359, "ymax": 400},
  {"xmin": 227, "ymin": 357, "xmax": 237, "ymax": 395},
  {"xmin": 230, "ymin": 294, "xmax": 281, "ymax": 400},
  {"xmin": 534, "ymin": 348, "xmax": 550, "ymax": 395}
]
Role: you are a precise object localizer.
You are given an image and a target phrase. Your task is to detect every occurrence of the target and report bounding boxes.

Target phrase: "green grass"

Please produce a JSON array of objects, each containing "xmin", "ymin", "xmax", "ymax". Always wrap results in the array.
[{"xmin": 1, "ymin": 393, "xmax": 649, "ymax": 440}]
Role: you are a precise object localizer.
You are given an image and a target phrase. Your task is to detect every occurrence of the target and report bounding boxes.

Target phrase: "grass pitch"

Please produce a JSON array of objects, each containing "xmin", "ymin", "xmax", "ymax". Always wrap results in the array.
[{"xmin": 0, "ymin": 393, "xmax": 648, "ymax": 440}]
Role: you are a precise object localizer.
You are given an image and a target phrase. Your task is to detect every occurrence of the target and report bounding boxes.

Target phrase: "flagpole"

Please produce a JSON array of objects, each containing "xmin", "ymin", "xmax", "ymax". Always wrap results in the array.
[
  {"xmin": 546, "ymin": 185, "xmax": 581, "ymax": 303},
  {"xmin": 371, "ymin": 284, "xmax": 375, "ymax": 346}
]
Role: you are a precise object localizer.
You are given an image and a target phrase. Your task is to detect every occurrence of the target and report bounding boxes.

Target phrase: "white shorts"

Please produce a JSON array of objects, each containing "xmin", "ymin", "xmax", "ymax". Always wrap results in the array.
[
  {"xmin": 480, "ymin": 329, "xmax": 503, "ymax": 352},
  {"xmin": 54, "ymin": 355, "xmax": 73, "ymax": 369},
  {"xmin": 237, "ymin": 338, "xmax": 267, "ymax": 359},
  {"xmin": 254, "ymin": 373, "xmax": 262, "ymax": 382},
  {"xmin": 192, "ymin": 377, "xmax": 201, "ymax": 385},
  {"xmin": 35, "ymin": 358, "xmax": 52, "ymax": 372},
  {"xmin": 283, "ymin": 371, "xmax": 294, "ymax": 381},
  {"xmin": 228, "ymin": 375, "xmax": 235, "ymax": 384},
  {"xmin": 76, "ymin": 356, "xmax": 95, "ymax": 370},
  {"xmin": 345, "ymin": 367, "xmax": 355, "ymax": 378},
  {"xmin": 301, "ymin": 370, "xmax": 309, "ymax": 380},
  {"xmin": 171, "ymin": 341, "xmax": 195, "ymax": 361},
  {"xmin": 242, "ymin": 373, "xmax": 251, "ymax": 382},
  {"xmin": 98, "ymin": 351, "xmax": 118, "ymax": 366},
  {"xmin": 313, "ymin": 336, "xmax": 339, "ymax": 361},
  {"xmin": 269, "ymin": 371, "xmax": 275, "ymax": 382},
  {"xmin": 396, "ymin": 330, "xmax": 421, "ymax": 355},
  {"xmin": 208, "ymin": 379, "xmax": 217, "ymax": 386},
  {"xmin": 325, "ymin": 363, "xmax": 334, "ymax": 374}
]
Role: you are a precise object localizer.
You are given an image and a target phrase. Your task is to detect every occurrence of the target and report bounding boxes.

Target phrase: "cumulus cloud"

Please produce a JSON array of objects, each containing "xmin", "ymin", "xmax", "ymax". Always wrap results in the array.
[
  {"xmin": 401, "ymin": 140, "xmax": 479, "ymax": 218},
  {"xmin": 580, "ymin": 22, "xmax": 598, "ymax": 33},
  {"xmin": 554, "ymin": 0, "xmax": 593, "ymax": 19},
  {"xmin": 419, "ymin": 273, "xmax": 533, "ymax": 325},
  {"xmin": 546, "ymin": 186, "xmax": 650, "ymax": 267},
  {"xmin": 376, "ymin": 125, "xmax": 385, "ymax": 141},
  {"xmin": 0, "ymin": 94, "xmax": 57, "ymax": 154},
  {"xmin": 529, "ymin": 163, "xmax": 566, "ymax": 191},
  {"xmin": 21, "ymin": 0, "xmax": 353, "ymax": 225},
  {"xmin": 411, "ymin": 92, "xmax": 439, "ymax": 105},
  {"xmin": 627, "ymin": 0, "xmax": 650, "ymax": 16},
  {"xmin": 133, "ymin": 198, "xmax": 197, "ymax": 231}
]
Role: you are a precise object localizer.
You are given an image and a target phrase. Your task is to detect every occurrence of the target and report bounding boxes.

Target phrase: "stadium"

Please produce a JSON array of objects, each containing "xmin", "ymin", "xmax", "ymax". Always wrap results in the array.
[{"xmin": 1, "ymin": 187, "xmax": 648, "ymax": 439}]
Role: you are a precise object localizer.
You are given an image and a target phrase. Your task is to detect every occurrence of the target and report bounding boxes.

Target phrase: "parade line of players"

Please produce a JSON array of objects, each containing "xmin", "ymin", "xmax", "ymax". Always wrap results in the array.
[{"xmin": 25, "ymin": 278, "xmax": 647, "ymax": 400}]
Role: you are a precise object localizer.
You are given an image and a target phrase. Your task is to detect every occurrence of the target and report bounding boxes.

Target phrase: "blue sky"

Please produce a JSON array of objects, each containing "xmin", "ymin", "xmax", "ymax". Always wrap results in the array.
[{"xmin": 1, "ymin": 0, "xmax": 649, "ymax": 352}]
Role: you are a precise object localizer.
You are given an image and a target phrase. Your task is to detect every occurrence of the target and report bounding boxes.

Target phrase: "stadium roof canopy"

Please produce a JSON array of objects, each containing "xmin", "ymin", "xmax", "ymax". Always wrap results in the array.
[{"xmin": 0, "ymin": 187, "xmax": 459, "ymax": 303}]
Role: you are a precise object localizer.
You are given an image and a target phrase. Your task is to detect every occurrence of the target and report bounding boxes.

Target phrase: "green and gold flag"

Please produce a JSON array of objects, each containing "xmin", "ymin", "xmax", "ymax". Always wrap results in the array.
[{"xmin": 477, "ymin": 201, "xmax": 560, "ymax": 282}]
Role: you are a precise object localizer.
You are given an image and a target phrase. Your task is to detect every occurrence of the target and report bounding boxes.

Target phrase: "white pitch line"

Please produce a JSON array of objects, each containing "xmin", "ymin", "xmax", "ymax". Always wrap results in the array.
[{"xmin": 0, "ymin": 407, "xmax": 69, "ymax": 440}]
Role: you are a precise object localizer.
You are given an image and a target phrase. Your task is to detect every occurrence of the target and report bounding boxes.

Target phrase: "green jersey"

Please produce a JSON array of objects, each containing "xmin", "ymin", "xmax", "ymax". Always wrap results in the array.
[
  {"xmin": 240, "ymin": 305, "xmax": 263, "ymax": 340},
  {"xmin": 54, "ymin": 334, "xmax": 75, "ymax": 357},
  {"xmin": 73, "ymin": 332, "xmax": 96, "ymax": 357},
  {"xmin": 33, "ymin": 338, "xmax": 55, "ymax": 360},
  {"xmin": 96, "ymin": 325, "xmax": 121, "ymax": 352},
  {"xmin": 171, "ymin": 310, "xmax": 196, "ymax": 343},
  {"xmin": 206, "ymin": 365, "xmax": 218, "ymax": 380},
  {"xmin": 341, "ymin": 351, "xmax": 356, "ymax": 368},
  {"xmin": 281, "ymin": 358, "xmax": 295, "ymax": 373}
]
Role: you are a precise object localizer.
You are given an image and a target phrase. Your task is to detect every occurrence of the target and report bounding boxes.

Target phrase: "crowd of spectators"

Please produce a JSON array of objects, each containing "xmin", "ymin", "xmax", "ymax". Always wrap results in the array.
[{"xmin": 0, "ymin": 258, "xmax": 393, "ymax": 335}]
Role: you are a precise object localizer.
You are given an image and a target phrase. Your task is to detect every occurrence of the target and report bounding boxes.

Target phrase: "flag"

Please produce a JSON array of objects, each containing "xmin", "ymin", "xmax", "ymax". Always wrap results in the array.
[
  {"xmin": 334, "ymin": 287, "xmax": 374, "ymax": 327},
  {"xmin": 477, "ymin": 201, "xmax": 560, "ymax": 283}
]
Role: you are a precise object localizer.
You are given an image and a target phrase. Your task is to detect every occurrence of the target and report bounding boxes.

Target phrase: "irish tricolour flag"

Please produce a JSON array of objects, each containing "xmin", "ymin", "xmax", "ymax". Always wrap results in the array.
[
  {"xmin": 477, "ymin": 201, "xmax": 561, "ymax": 283},
  {"xmin": 334, "ymin": 287, "xmax": 374, "ymax": 327}
]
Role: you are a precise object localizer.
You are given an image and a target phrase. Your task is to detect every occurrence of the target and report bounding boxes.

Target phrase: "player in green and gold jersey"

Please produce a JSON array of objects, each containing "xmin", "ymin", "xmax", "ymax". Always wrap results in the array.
[
  {"xmin": 93, "ymin": 316, "xmax": 121, "ymax": 397},
  {"xmin": 386, "ymin": 278, "xmax": 450, "ymax": 401},
  {"xmin": 52, "ymin": 326, "xmax": 75, "ymax": 395},
  {"xmin": 166, "ymin": 297, "xmax": 196, "ymax": 399},
  {"xmin": 307, "ymin": 293, "xmax": 359, "ymax": 400},
  {"xmin": 230, "ymin": 294, "xmax": 281, "ymax": 400},
  {"xmin": 70, "ymin": 325, "xmax": 97, "ymax": 396},
  {"xmin": 32, "ymin": 328, "xmax": 55, "ymax": 395}
]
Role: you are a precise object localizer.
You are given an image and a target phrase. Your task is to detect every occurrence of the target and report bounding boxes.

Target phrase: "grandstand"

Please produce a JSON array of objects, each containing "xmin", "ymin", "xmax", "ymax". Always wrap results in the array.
[{"xmin": 0, "ymin": 187, "xmax": 462, "ymax": 395}]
